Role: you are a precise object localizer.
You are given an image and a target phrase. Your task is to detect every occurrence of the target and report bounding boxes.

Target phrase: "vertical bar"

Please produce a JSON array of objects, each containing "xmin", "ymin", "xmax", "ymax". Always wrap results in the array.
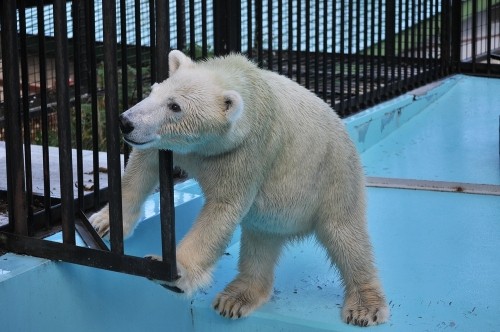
[
  {"xmin": 313, "ymin": 0, "xmax": 319, "ymax": 96},
  {"xmin": 331, "ymin": 0, "xmax": 337, "ymax": 110},
  {"xmin": 213, "ymin": 0, "xmax": 241, "ymax": 56},
  {"xmin": 305, "ymin": 0, "xmax": 310, "ymax": 89},
  {"xmin": 247, "ymin": 0, "xmax": 253, "ymax": 58},
  {"xmin": 339, "ymin": 0, "xmax": 345, "ymax": 114},
  {"xmin": 18, "ymin": 0, "xmax": 35, "ymax": 233},
  {"xmin": 121, "ymin": 0, "xmax": 129, "ymax": 107},
  {"xmin": 486, "ymin": 0, "xmax": 492, "ymax": 75},
  {"xmin": 85, "ymin": 0, "xmax": 100, "ymax": 210},
  {"xmin": 37, "ymin": 0, "xmax": 53, "ymax": 229},
  {"xmin": 121, "ymin": 0, "xmax": 131, "ymax": 164},
  {"xmin": 255, "ymin": 0, "xmax": 263, "ymax": 66},
  {"xmin": 102, "ymin": 0, "xmax": 124, "ymax": 254},
  {"xmin": 201, "ymin": 0, "xmax": 208, "ymax": 57},
  {"xmin": 54, "ymin": 0, "xmax": 76, "ymax": 244},
  {"xmin": 404, "ymin": 0, "xmax": 410, "ymax": 82},
  {"xmin": 176, "ymin": 0, "xmax": 186, "ymax": 51},
  {"xmin": 1, "ymin": 0, "xmax": 28, "ymax": 235},
  {"xmin": 354, "ymin": 0, "xmax": 360, "ymax": 109},
  {"xmin": 149, "ymin": 0, "xmax": 157, "ymax": 82},
  {"xmin": 296, "ymin": 0, "xmax": 302, "ymax": 84},
  {"xmin": 385, "ymin": 0, "xmax": 396, "ymax": 95},
  {"xmin": 322, "ymin": 0, "xmax": 327, "ymax": 101},
  {"xmin": 346, "ymin": 0, "xmax": 352, "ymax": 111},
  {"xmin": 156, "ymin": 0, "xmax": 178, "ymax": 282},
  {"xmin": 135, "ymin": 0, "xmax": 144, "ymax": 102},
  {"xmin": 72, "ymin": 0, "xmax": 85, "ymax": 212},
  {"xmin": 370, "ymin": 0, "xmax": 376, "ymax": 102},
  {"xmin": 277, "ymin": 0, "xmax": 283, "ymax": 74},
  {"xmin": 451, "ymin": 0, "xmax": 461, "ymax": 72},
  {"xmin": 287, "ymin": 0, "xmax": 293, "ymax": 78},
  {"xmin": 268, "ymin": 0, "xmax": 273, "ymax": 70},
  {"xmin": 189, "ymin": 0, "xmax": 196, "ymax": 58},
  {"xmin": 362, "ymin": 0, "xmax": 369, "ymax": 105}
]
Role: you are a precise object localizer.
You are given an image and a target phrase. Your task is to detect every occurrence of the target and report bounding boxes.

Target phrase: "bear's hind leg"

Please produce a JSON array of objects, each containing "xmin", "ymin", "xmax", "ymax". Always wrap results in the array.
[
  {"xmin": 213, "ymin": 228, "xmax": 284, "ymax": 319},
  {"xmin": 315, "ymin": 216, "xmax": 389, "ymax": 326}
]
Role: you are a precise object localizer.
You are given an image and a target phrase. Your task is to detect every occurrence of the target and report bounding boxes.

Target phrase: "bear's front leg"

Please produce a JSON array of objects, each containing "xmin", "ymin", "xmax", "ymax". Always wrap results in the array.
[
  {"xmin": 160, "ymin": 199, "xmax": 249, "ymax": 295},
  {"xmin": 89, "ymin": 148, "xmax": 159, "ymax": 238},
  {"xmin": 213, "ymin": 228, "xmax": 285, "ymax": 319}
]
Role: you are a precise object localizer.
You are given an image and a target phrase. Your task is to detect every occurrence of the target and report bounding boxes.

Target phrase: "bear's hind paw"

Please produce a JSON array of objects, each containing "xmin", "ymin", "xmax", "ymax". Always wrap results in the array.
[
  {"xmin": 342, "ymin": 287, "xmax": 389, "ymax": 327},
  {"xmin": 213, "ymin": 284, "xmax": 270, "ymax": 319}
]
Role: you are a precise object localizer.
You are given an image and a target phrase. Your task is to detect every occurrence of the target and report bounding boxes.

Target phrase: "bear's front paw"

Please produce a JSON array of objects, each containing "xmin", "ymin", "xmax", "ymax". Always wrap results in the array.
[
  {"xmin": 145, "ymin": 255, "xmax": 212, "ymax": 296},
  {"xmin": 89, "ymin": 205, "xmax": 140, "ymax": 239},
  {"xmin": 89, "ymin": 206, "xmax": 110, "ymax": 238},
  {"xmin": 342, "ymin": 285, "xmax": 389, "ymax": 327}
]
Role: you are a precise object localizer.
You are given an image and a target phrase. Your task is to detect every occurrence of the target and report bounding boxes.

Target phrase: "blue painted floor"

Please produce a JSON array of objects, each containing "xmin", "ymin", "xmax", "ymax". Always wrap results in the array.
[
  {"xmin": 1, "ymin": 75, "xmax": 499, "ymax": 331},
  {"xmin": 362, "ymin": 76, "xmax": 500, "ymax": 184}
]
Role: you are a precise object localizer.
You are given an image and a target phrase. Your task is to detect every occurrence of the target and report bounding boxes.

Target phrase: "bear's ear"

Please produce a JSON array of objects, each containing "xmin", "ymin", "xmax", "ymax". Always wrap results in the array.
[
  {"xmin": 169, "ymin": 50, "xmax": 194, "ymax": 75},
  {"xmin": 222, "ymin": 90, "xmax": 244, "ymax": 123}
]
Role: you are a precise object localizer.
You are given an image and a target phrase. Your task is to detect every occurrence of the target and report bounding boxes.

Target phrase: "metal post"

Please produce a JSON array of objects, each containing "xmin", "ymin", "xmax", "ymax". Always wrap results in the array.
[
  {"xmin": 156, "ymin": 0, "xmax": 178, "ymax": 282},
  {"xmin": 102, "ymin": 0, "xmax": 124, "ymax": 254},
  {"xmin": 0, "ymin": 0, "xmax": 28, "ymax": 235},
  {"xmin": 213, "ymin": 0, "xmax": 241, "ymax": 56}
]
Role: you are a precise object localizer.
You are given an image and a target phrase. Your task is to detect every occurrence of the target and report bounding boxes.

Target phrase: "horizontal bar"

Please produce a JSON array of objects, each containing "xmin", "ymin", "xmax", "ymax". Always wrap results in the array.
[
  {"xmin": 0, "ymin": 231, "xmax": 176, "ymax": 282},
  {"xmin": 366, "ymin": 177, "xmax": 500, "ymax": 196}
]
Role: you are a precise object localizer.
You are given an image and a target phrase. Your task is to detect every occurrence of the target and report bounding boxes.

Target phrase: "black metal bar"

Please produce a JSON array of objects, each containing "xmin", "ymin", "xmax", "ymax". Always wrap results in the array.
[
  {"xmin": 362, "ymin": 0, "xmax": 369, "ymax": 105},
  {"xmin": 85, "ymin": 0, "xmax": 100, "ymax": 211},
  {"xmin": 267, "ymin": 0, "xmax": 273, "ymax": 70},
  {"xmin": 385, "ymin": 0, "xmax": 395, "ymax": 97},
  {"xmin": 135, "ymin": 0, "xmax": 144, "ymax": 102},
  {"xmin": 1, "ymin": 0, "xmax": 28, "ymax": 235},
  {"xmin": 18, "ymin": 0, "xmax": 35, "ymax": 234},
  {"xmin": 213, "ymin": 0, "xmax": 241, "ymax": 56},
  {"xmin": 72, "ymin": 0, "xmax": 85, "ymax": 212},
  {"xmin": 0, "ymin": 231, "xmax": 174, "ymax": 281},
  {"xmin": 331, "ymin": 0, "xmax": 337, "ymax": 110},
  {"xmin": 121, "ymin": 0, "xmax": 129, "ymax": 108},
  {"xmin": 296, "ymin": 0, "xmax": 301, "ymax": 84},
  {"xmin": 201, "ymin": 0, "xmax": 208, "ymax": 57},
  {"xmin": 287, "ymin": 0, "xmax": 293, "ymax": 79},
  {"xmin": 122, "ymin": 0, "xmax": 131, "ymax": 164},
  {"xmin": 487, "ymin": 0, "xmax": 493, "ymax": 75},
  {"xmin": 255, "ymin": 0, "xmax": 263, "ymax": 66},
  {"xmin": 54, "ymin": 0, "xmax": 76, "ymax": 245},
  {"xmin": 322, "ymin": 0, "xmax": 327, "ymax": 101},
  {"xmin": 339, "ymin": 0, "xmax": 345, "ymax": 114},
  {"xmin": 354, "ymin": 0, "xmax": 360, "ymax": 109},
  {"xmin": 149, "ymin": 0, "xmax": 157, "ymax": 82},
  {"xmin": 346, "ymin": 0, "xmax": 352, "ymax": 111},
  {"xmin": 247, "ymin": 0, "xmax": 253, "ymax": 58},
  {"xmin": 305, "ymin": 0, "xmax": 310, "ymax": 89},
  {"xmin": 277, "ymin": 0, "xmax": 283, "ymax": 74},
  {"xmin": 37, "ymin": 0, "xmax": 53, "ymax": 230},
  {"xmin": 176, "ymin": 0, "xmax": 186, "ymax": 51},
  {"xmin": 102, "ymin": 0, "xmax": 124, "ymax": 254},
  {"xmin": 189, "ymin": 0, "xmax": 196, "ymax": 58},
  {"xmin": 451, "ymin": 0, "xmax": 462, "ymax": 73},
  {"xmin": 156, "ymin": 0, "xmax": 178, "ymax": 282}
]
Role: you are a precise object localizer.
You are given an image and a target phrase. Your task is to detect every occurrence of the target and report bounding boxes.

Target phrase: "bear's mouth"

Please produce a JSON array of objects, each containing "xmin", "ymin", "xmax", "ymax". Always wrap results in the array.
[{"xmin": 123, "ymin": 136, "xmax": 157, "ymax": 148}]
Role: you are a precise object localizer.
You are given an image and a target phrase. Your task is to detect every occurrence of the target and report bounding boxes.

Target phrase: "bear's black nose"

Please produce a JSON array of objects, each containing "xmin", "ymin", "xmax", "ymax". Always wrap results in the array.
[{"xmin": 119, "ymin": 114, "xmax": 134, "ymax": 134}]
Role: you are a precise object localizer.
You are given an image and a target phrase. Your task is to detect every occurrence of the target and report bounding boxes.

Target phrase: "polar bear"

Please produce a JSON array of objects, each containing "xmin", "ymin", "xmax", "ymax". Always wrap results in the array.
[{"xmin": 90, "ymin": 50, "xmax": 389, "ymax": 326}]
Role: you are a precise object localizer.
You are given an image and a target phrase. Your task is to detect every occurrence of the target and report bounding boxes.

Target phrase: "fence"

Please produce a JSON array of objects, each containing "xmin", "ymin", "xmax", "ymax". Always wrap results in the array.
[{"xmin": 1, "ymin": 0, "xmax": 499, "ymax": 282}]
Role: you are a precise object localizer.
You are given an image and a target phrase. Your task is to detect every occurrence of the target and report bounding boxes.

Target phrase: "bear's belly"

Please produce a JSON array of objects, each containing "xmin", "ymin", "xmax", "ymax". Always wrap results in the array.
[{"xmin": 242, "ymin": 193, "xmax": 318, "ymax": 236}]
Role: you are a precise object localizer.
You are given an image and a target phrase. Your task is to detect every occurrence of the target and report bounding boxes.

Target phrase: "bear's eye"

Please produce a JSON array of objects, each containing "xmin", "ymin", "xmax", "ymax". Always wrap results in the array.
[{"xmin": 169, "ymin": 103, "xmax": 181, "ymax": 113}]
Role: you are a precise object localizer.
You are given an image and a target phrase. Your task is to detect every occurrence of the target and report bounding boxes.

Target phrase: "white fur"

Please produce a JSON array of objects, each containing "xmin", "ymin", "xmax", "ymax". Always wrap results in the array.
[{"xmin": 90, "ymin": 51, "xmax": 389, "ymax": 326}]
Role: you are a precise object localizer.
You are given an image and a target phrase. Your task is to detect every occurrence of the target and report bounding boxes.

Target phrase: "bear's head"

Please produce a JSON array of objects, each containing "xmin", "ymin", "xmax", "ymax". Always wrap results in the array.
[{"xmin": 119, "ymin": 50, "xmax": 245, "ymax": 155}]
